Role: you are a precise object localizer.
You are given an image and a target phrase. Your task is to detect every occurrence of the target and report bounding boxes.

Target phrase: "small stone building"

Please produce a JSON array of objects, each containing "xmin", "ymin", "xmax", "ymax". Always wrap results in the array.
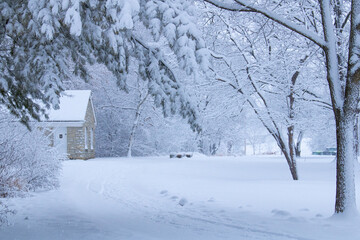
[{"xmin": 42, "ymin": 90, "xmax": 96, "ymax": 160}]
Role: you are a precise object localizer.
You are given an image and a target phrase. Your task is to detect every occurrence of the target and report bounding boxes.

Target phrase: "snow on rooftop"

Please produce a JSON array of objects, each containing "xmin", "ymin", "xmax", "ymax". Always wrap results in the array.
[{"xmin": 46, "ymin": 90, "xmax": 91, "ymax": 122}]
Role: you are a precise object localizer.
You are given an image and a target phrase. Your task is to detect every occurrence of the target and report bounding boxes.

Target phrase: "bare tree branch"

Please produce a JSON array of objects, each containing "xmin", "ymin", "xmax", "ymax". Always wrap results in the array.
[{"xmin": 204, "ymin": 0, "xmax": 327, "ymax": 48}]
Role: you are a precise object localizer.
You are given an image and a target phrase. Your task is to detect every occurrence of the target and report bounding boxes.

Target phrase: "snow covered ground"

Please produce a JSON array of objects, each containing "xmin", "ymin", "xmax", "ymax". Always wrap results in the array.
[{"xmin": 1, "ymin": 155, "xmax": 360, "ymax": 240}]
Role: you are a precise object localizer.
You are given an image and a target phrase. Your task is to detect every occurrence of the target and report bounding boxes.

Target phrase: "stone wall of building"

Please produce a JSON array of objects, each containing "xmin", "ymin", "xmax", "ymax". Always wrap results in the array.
[
  {"xmin": 67, "ymin": 127, "xmax": 84, "ymax": 159},
  {"xmin": 67, "ymin": 99, "xmax": 96, "ymax": 160}
]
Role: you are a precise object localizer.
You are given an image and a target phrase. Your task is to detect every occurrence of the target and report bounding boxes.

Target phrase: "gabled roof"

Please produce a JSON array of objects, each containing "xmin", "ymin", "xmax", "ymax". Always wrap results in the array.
[{"xmin": 46, "ymin": 90, "xmax": 92, "ymax": 122}]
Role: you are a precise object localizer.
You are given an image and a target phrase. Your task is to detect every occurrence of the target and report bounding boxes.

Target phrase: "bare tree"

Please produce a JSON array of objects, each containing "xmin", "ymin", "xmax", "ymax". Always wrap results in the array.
[
  {"xmin": 200, "ymin": 2, "xmax": 330, "ymax": 180},
  {"xmin": 127, "ymin": 88, "xmax": 150, "ymax": 158},
  {"xmin": 204, "ymin": 0, "xmax": 358, "ymax": 214}
]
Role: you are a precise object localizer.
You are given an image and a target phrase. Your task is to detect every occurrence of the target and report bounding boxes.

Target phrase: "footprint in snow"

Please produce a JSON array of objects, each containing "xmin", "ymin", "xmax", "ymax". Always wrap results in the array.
[
  {"xmin": 271, "ymin": 209, "xmax": 291, "ymax": 217},
  {"xmin": 171, "ymin": 196, "xmax": 179, "ymax": 201},
  {"xmin": 160, "ymin": 190, "xmax": 168, "ymax": 196},
  {"xmin": 207, "ymin": 197, "xmax": 215, "ymax": 202},
  {"xmin": 287, "ymin": 216, "xmax": 305, "ymax": 223},
  {"xmin": 178, "ymin": 198, "xmax": 187, "ymax": 206}
]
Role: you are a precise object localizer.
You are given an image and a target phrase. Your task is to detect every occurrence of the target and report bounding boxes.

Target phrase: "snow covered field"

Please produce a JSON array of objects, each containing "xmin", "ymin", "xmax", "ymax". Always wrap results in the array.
[{"xmin": 1, "ymin": 155, "xmax": 360, "ymax": 240}]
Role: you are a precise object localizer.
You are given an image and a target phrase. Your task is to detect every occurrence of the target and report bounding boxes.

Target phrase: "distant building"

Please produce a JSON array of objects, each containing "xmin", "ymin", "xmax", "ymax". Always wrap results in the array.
[{"xmin": 41, "ymin": 90, "xmax": 96, "ymax": 160}]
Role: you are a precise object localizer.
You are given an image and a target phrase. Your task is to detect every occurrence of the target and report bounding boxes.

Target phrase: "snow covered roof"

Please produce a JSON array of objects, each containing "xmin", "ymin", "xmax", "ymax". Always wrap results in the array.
[{"xmin": 45, "ymin": 90, "xmax": 92, "ymax": 122}]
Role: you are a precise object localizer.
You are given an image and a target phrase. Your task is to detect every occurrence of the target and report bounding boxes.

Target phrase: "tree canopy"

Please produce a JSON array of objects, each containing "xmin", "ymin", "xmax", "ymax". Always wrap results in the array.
[{"xmin": 0, "ymin": 0, "xmax": 209, "ymax": 130}]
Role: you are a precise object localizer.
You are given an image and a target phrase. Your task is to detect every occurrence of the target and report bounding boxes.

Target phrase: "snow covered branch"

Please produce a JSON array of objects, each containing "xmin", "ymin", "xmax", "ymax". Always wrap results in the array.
[
  {"xmin": 131, "ymin": 35, "xmax": 202, "ymax": 133},
  {"xmin": 204, "ymin": 0, "xmax": 327, "ymax": 48}
]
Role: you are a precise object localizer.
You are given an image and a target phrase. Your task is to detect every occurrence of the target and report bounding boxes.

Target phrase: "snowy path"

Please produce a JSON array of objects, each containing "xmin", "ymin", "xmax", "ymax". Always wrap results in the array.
[{"xmin": 1, "ymin": 156, "xmax": 360, "ymax": 240}]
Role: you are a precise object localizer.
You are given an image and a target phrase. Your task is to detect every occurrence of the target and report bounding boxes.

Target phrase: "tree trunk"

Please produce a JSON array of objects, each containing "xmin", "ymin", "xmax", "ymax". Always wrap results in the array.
[
  {"xmin": 285, "ymin": 64, "xmax": 299, "ymax": 180},
  {"xmin": 333, "ymin": 0, "xmax": 360, "ymax": 214},
  {"xmin": 295, "ymin": 131, "xmax": 304, "ymax": 157},
  {"xmin": 243, "ymin": 138, "xmax": 246, "ymax": 155},
  {"xmin": 287, "ymin": 154, "xmax": 298, "ymax": 180},
  {"xmin": 334, "ymin": 112, "xmax": 357, "ymax": 213},
  {"xmin": 354, "ymin": 115, "xmax": 359, "ymax": 156},
  {"xmin": 275, "ymin": 133, "xmax": 298, "ymax": 180},
  {"xmin": 287, "ymin": 126, "xmax": 298, "ymax": 180},
  {"xmin": 227, "ymin": 141, "xmax": 233, "ymax": 155},
  {"xmin": 127, "ymin": 92, "xmax": 149, "ymax": 158},
  {"xmin": 127, "ymin": 110, "xmax": 140, "ymax": 158},
  {"xmin": 278, "ymin": 146, "xmax": 298, "ymax": 180}
]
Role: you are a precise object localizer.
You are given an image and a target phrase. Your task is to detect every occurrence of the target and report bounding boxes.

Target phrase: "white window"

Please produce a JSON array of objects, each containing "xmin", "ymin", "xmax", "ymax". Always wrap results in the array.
[
  {"xmin": 90, "ymin": 128, "xmax": 94, "ymax": 150},
  {"xmin": 84, "ymin": 127, "xmax": 88, "ymax": 150}
]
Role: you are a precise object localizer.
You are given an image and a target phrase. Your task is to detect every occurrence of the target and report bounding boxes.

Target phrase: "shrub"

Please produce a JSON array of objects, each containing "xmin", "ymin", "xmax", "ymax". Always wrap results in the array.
[{"xmin": 0, "ymin": 112, "xmax": 61, "ymax": 225}]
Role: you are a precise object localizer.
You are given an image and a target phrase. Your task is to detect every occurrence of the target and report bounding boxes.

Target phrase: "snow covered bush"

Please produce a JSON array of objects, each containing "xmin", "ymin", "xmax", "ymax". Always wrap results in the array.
[
  {"xmin": 0, "ymin": 201, "xmax": 13, "ymax": 226},
  {"xmin": 0, "ymin": 111, "xmax": 61, "ymax": 225}
]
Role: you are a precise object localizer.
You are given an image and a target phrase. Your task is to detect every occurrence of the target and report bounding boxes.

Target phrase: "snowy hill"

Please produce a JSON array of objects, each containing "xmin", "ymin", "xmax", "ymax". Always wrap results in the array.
[{"xmin": 1, "ymin": 155, "xmax": 360, "ymax": 240}]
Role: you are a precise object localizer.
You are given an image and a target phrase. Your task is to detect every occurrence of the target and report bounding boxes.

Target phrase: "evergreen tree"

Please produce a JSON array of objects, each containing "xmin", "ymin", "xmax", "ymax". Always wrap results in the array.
[{"xmin": 0, "ymin": 0, "xmax": 209, "ymax": 130}]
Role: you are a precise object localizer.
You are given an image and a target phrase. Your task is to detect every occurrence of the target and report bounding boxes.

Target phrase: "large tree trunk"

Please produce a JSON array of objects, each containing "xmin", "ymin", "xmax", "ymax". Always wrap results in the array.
[
  {"xmin": 354, "ymin": 115, "xmax": 359, "ymax": 156},
  {"xmin": 333, "ymin": 0, "xmax": 360, "ymax": 214},
  {"xmin": 334, "ymin": 112, "xmax": 357, "ymax": 213}
]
